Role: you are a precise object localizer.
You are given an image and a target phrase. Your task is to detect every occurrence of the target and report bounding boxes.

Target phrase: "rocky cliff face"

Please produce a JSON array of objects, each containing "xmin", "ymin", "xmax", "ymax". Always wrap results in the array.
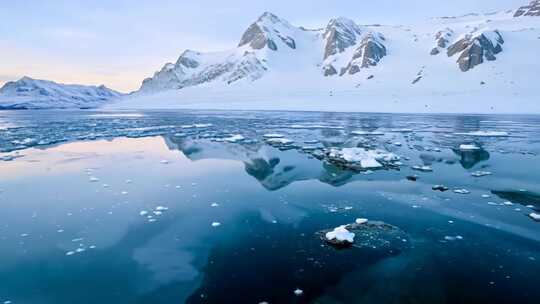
[
  {"xmin": 340, "ymin": 33, "xmax": 387, "ymax": 75},
  {"xmin": 514, "ymin": 0, "xmax": 540, "ymax": 17},
  {"xmin": 321, "ymin": 18, "xmax": 386, "ymax": 77},
  {"xmin": 430, "ymin": 28, "xmax": 454, "ymax": 55},
  {"xmin": 447, "ymin": 30, "xmax": 504, "ymax": 71}
]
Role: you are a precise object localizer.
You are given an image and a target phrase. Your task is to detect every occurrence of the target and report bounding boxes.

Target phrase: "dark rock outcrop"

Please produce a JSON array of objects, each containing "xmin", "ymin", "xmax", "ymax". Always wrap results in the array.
[
  {"xmin": 322, "ymin": 18, "xmax": 362, "ymax": 60},
  {"xmin": 340, "ymin": 33, "xmax": 387, "ymax": 75},
  {"xmin": 431, "ymin": 28, "xmax": 454, "ymax": 55},
  {"xmin": 514, "ymin": 0, "xmax": 540, "ymax": 17},
  {"xmin": 447, "ymin": 30, "xmax": 504, "ymax": 71}
]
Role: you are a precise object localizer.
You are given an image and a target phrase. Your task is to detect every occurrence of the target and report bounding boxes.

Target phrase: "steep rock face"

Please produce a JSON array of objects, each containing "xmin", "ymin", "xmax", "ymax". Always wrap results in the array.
[
  {"xmin": 238, "ymin": 12, "xmax": 297, "ymax": 51},
  {"xmin": 447, "ymin": 30, "xmax": 504, "ymax": 71},
  {"xmin": 322, "ymin": 18, "xmax": 362, "ymax": 60},
  {"xmin": 0, "ymin": 77, "xmax": 121, "ymax": 109},
  {"xmin": 430, "ymin": 28, "xmax": 454, "ymax": 55},
  {"xmin": 514, "ymin": 0, "xmax": 540, "ymax": 17},
  {"xmin": 139, "ymin": 50, "xmax": 267, "ymax": 92},
  {"xmin": 340, "ymin": 33, "xmax": 387, "ymax": 75}
]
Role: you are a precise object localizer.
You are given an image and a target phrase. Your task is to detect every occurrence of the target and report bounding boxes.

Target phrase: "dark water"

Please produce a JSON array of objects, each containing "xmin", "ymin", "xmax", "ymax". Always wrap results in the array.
[{"xmin": 0, "ymin": 110, "xmax": 540, "ymax": 304}]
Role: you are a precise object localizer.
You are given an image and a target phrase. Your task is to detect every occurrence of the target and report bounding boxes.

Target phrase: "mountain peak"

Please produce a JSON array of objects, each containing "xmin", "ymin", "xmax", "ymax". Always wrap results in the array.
[
  {"xmin": 323, "ymin": 17, "xmax": 362, "ymax": 60},
  {"xmin": 238, "ymin": 12, "xmax": 297, "ymax": 51}
]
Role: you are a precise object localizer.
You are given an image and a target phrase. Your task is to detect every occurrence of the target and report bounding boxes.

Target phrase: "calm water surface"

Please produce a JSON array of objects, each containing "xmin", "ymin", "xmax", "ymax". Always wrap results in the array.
[{"xmin": 0, "ymin": 110, "xmax": 539, "ymax": 303}]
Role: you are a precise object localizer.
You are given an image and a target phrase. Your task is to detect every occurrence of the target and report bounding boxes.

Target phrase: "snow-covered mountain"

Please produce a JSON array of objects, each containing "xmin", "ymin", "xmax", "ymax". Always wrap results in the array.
[
  {"xmin": 0, "ymin": 77, "xmax": 122, "ymax": 109},
  {"xmin": 111, "ymin": 1, "xmax": 540, "ymax": 113}
]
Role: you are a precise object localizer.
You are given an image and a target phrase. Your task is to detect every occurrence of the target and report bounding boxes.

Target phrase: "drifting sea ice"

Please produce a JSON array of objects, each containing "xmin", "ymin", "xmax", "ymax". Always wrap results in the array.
[
  {"xmin": 459, "ymin": 144, "xmax": 480, "ymax": 151},
  {"xmin": 325, "ymin": 225, "xmax": 355, "ymax": 243},
  {"xmin": 327, "ymin": 148, "xmax": 399, "ymax": 169},
  {"xmin": 454, "ymin": 131, "xmax": 509, "ymax": 137},
  {"xmin": 529, "ymin": 213, "xmax": 540, "ymax": 221}
]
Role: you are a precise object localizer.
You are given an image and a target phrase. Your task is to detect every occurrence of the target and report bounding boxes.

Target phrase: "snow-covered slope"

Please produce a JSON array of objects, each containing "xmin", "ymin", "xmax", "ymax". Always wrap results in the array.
[
  {"xmin": 0, "ymin": 77, "xmax": 122, "ymax": 109},
  {"xmin": 110, "ymin": 4, "xmax": 540, "ymax": 113}
]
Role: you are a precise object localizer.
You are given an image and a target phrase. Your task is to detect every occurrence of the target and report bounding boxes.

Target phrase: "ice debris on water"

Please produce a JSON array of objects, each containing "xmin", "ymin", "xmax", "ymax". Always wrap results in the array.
[
  {"xmin": 211, "ymin": 222, "xmax": 221, "ymax": 227},
  {"xmin": 432, "ymin": 185, "xmax": 449, "ymax": 192},
  {"xmin": 89, "ymin": 177, "xmax": 100, "ymax": 182},
  {"xmin": 294, "ymin": 289, "xmax": 304, "ymax": 296},
  {"xmin": 223, "ymin": 134, "xmax": 245, "ymax": 143},
  {"xmin": 325, "ymin": 225, "xmax": 355, "ymax": 244},
  {"xmin": 459, "ymin": 144, "xmax": 480, "ymax": 151},
  {"xmin": 454, "ymin": 189, "xmax": 471, "ymax": 194},
  {"xmin": 263, "ymin": 133, "xmax": 284, "ymax": 138},
  {"xmin": 471, "ymin": 171, "xmax": 492, "ymax": 177},
  {"xmin": 160, "ymin": 160, "xmax": 170, "ymax": 164},
  {"xmin": 412, "ymin": 165, "xmax": 433, "ymax": 172},
  {"xmin": 454, "ymin": 131, "xmax": 509, "ymax": 137},
  {"xmin": 327, "ymin": 147, "xmax": 399, "ymax": 170},
  {"xmin": 529, "ymin": 213, "xmax": 540, "ymax": 222},
  {"xmin": 444, "ymin": 235, "xmax": 464, "ymax": 241}
]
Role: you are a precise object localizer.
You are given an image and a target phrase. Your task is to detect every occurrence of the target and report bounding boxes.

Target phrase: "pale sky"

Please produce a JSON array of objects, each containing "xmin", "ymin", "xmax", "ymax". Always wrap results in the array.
[{"xmin": 0, "ymin": 0, "xmax": 524, "ymax": 92}]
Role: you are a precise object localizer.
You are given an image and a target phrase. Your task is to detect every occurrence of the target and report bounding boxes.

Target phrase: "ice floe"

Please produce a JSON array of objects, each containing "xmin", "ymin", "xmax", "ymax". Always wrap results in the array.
[
  {"xmin": 412, "ymin": 165, "xmax": 433, "ymax": 172},
  {"xmin": 325, "ymin": 225, "xmax": 355, "ymax": 244},
  {"xmin": 211, "ymin": 222, "xmax": 221, "ymax": 227},
  {"xmin": 455, "ymin": 131, "xmax": 509, "ymax": 137},
  {"xmin": 294, "ymin": 289, "xmax": 304, "ymax": 296},
  {"xmin": 529, "ymin": 213, "xmax": 540, "ymax": 222},
  {"xmin": 327, "ymin": 148, "xmax": 399, "ymax": 169},
  {"xmin": 454, "ymin": 189, "xmax": 471, "ymax": 194},
  {"xmin": 471, "ymin": 171, "xmax": 492, "ymax": 177},
  {"xmin": 223, "ymin": 134, "xmax": 245, "ymax": 143},
  {"xmin": 459, "ymin": 144, "xmax": 480, "ymax": 151}
]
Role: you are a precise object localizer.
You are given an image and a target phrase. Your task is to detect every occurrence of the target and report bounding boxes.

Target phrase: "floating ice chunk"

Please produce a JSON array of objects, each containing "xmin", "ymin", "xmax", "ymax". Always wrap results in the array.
[
  {"xmin": 89, "ymin": 177, "xmax": 100, "ymax": 182},
  {"xmin": 4, "ymin": 300, "xmax": 12, "ymax": 304},
  {"xmin": 139, "ymin": 210, "xmax": 148, "ymax": 216},
  {"xmin": 529, "ymin": 213, "xmax": 540, "ymax": 221},
  {"xmin": 481, "ymin": 194, "xmax": 491, "ymax": 198},
  {"xmin": 432, "ymin": 185, "xmax": 449, "ymax": 192},
  {"xmin": 351, "ymin": 130, "xmax": 384, "ymax": 136},
  {"xmin": 444, "ymin": 235, "xmax": 464, "ymax": 241},
  {"xmin": 224, "ymin": 134, "xmax": 245, "ymax": 143},
  {"xmin": 160, "ymin": 160, "xmax": 170, "ymax": 164},
  {"xmin": 266, "ymin": 138, "xmax": 294, "ymax": 145},
  {"xmin": 471, "ymin": 171, "xmax": 492, "ymax": 177},
  {"xmin": 455, "ymin": 131, "xmax": 509, "ymax": 137},
  {"xmin": 394, "ymin": 142, "xmax": 402, "ymax": 146},
  {"xmin": 121, "ymin": 191, "xmax": 128, "ymax": 195},
  {"xmin": 148, "ymin": 218, "xmax": 157, "ymax": 223},
  {"xmin": 125, "ymin": 179, "xmax": 132, "ymax": 184},
  {"xmin": 211, "ymin": 222, "xmax": 221, "ymax": 227},
  {"xmin": 75, "ymin": 248, "xmax": 85, "ymax": 253},
  {"xmin": 459, "ymin": 144, "xmax": 480, "ymax": 151},
  {"xmin": 66, "ymin": 251, "xmax": 75, "ymax": 256},
  {"xmin": 294, "ymin": 289, "xmax": 304, "ymax": 296},
  {"xmin": 153, "ymin": 211, "xmax": 163, "ymax": 216},
  {"xmin": 355, "ymin": 218, "xmax": 368, "ymax": 225},
  {"xmin": 57, "ymin": 229, "xmax": 64, "ymax": 233},
  {"xmin": 503, "ymin": 201, "xmax": 514, "ymax": 206},
  {"xmin": 412, "ymin": 165, "xmax": 433, "ymax": 172},
  {"xmin": 328, "ymin": 148, "xmax": 399, "ymax": 169},
  {"xmin": 325, "ymin": 225, "xmax": 355, "ymax": 244},
  {"xmin": 454, "ymin": 189, "xmax": 470, "ymax": 194},
  {"xmin": 89, "ymin": 245, "xmax": 96, "ymax": 249},
  {"xmin": 210, "ymin": 203, "xmax": 219, "ymax": 207},
  {"xmin": 20, "ymin": 233, "xmax": 29, "ymax": 237},
  {"xmin": 155, "ymin": 206, "xmax": 168, "ymax": 211},
  {"xmin": 263, "ymin": 133, "xmax": 284, "ymax": 138}
]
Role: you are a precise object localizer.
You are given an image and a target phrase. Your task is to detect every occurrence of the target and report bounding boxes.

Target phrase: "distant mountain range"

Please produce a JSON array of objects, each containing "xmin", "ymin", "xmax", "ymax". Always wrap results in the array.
[
  {"xmin": 0, "ymin": 77, "xmax": 121, "ymax": 109},
  {"xmin": 2, "ymin": 0, "xmax": 540, "ymax": 112}
]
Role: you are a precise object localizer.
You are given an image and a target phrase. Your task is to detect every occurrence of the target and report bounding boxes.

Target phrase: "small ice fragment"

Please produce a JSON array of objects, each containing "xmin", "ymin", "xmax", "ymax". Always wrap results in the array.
[
  {"xmin": 210, "ymin": 203, "xmax": 219, "ymax": 207},
  {"xmin": 211, "ymin": 222, "xmax": 221, "ymax": 227},
  {"xmin": 139, "ymin": 210, "xmax": 148, "ymax": 216},
  {"xmin": 121, "ymin": 191, "xmax": 128, "ymax": 195},
  {"xmin": 148, "ymin": 218, "xmax": 157, "ymax": 223},
  {"xmin": 503, "ymin": 201, "xmax": 514, "ymax": 206},
  {"xmin": 355, "ymin": 218, "xmax": 368, "ymax": 224},
  {"xmin": 89, "ymin": 177, "xmax": 100, "ymax": 182},
  {"xmin": 155, "ymin": 206, "xmax": 168, "ymax": 211},
  {"xmin": 75, "ymin": 248, "xmax": 85, "ymax": 253},
  {"xmin": 57, "ymin": 229, "xmax": 64, "ymax": 233},
  {"xmin": 153, "ymin": 211, "xmax": 163, "ymax": 216},
  {"xmin": 224, "ymin": 134, "xmax": 245, "ymax": 143},
  {"xmin": 325, "ymin": 225, "xmax": 355, "ymax": 243},
  {"xmin": 453, "ymin": 189, "xmax": 470, "ymax": 194},
  {"xmin": 66, "ymin": 251, "xmax": 75, "ymax": 256},
  {"xmin": 89, "ymin": 245, "xmax": 97, "ymax": 249},
  {"xmin": 294, "ymin": 289, "xmax": 304, "ymax": 296},
  {"xmin": 471, "ymin": 171, "xmax": 492, "ymax": 177},
  {"xmin": 412, "ymin": 165, "xmax": 433, "ymax": 172},
  {"xmin": 529, "ymin": 213, "xmax": 540, "ymax": 221},
  {"xmin": 126, "ymin": 179, "xmax": 132, "ymax": 184},
  {"xmin": 459, "ymin": 144, "xmax": 480, "ymax": 151},
  {"xmin": 160, "ymin": 160, "xmax": 170, "ymax": 164},
  {"xmin": 481, "ymin": 194, "xmax": 491, "ymax": 198},
  {"xmin": 263, "ymin": 133, "xmax": 284, "ymax": 138},
  {"xmin": 20, "ymin": 233, "xmax": 29, "ymax": 237}
]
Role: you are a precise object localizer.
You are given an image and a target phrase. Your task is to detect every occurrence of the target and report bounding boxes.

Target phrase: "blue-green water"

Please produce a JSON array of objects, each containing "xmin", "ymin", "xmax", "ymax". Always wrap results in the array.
[{"xmin": 0, "ymin": 110, "xmax": 539, "ymax": 303}]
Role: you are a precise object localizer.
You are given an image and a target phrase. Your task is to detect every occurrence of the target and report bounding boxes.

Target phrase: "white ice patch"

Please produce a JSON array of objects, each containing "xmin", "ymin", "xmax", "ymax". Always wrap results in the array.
[
  {"xmin": 263, "ymin": 133, "xmax": 284, "ymax": 138},
  {"xmin": 266, "ymin": 138, "xmax": 294, "ymax": 145},
  {"xmin": 529, "ymin": 213, "xmax": 540, "ymax": 221},
  {"xmin": 325, "ymin": 225, "xmax": 355, "ymax": 243},
  {"xmin": 355, "ymin": 218, "xmax": 368, "ymax": 224},
  {"xmin": 211, "ymin": 222, "xmax": 221, "ymax": 227},
  {"xmin": 455, "ymin": 131, "xmax": 509, "ymax": 137},
  {"xmin": 459, "ymin": 144, "xmax": 480, "ymax": 151},
  {"xmin": 223, "ymin": 134, "xmax": 245, "ymax": 143},
  {"xmin": 329, "ymin": 148, "xmax": 398, "ymax": 168}
]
